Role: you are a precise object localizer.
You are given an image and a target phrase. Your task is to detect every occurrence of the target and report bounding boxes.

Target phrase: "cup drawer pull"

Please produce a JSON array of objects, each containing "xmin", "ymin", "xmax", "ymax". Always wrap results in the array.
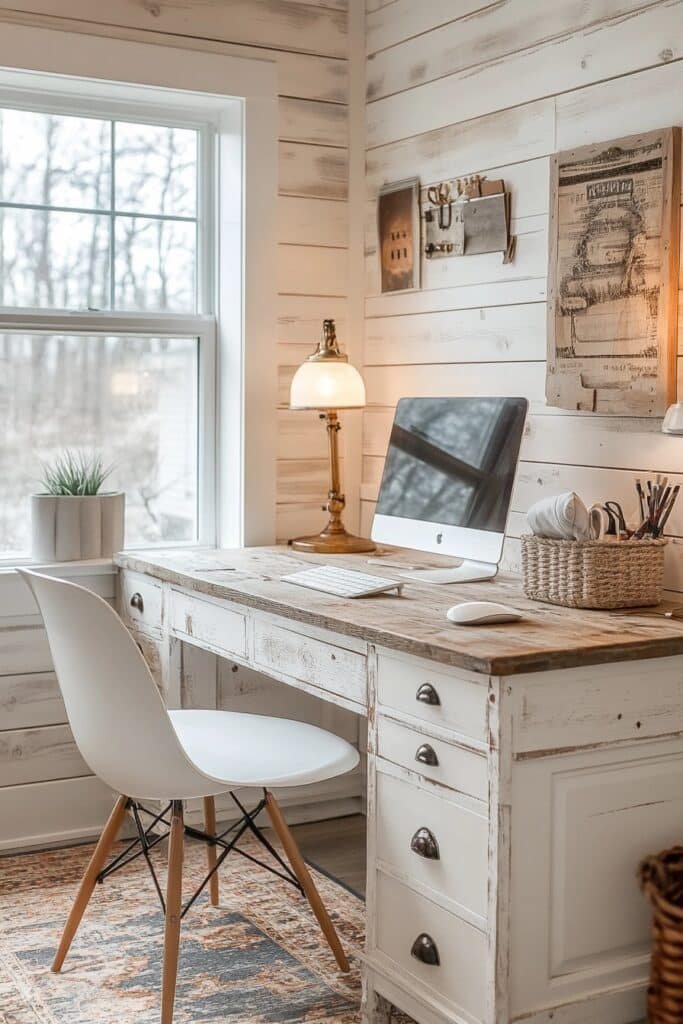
[
  {"xmin": 415, "ymin": 683, "xmax": 440, "ymax": 706},
  {"xmin": 414, "ymin": 743, "xmax": 439, "ymax": 767},
  {"xmin": 130, "ymin": 592, "xmax": 144, "ymax": 612},
  {"xmin": 411, "ymin": 933, "xmax": 440, "ymax": 966},
  {"xmin": 410, "ymin": 827, "xmax": 440, "ymax": 860}
]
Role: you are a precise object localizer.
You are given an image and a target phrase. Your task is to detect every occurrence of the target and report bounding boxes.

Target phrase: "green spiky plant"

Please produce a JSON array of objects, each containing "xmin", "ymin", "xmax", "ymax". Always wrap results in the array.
[{"xmin": 40, "ymin": 450, "xmax": 113, "ymax": 496}]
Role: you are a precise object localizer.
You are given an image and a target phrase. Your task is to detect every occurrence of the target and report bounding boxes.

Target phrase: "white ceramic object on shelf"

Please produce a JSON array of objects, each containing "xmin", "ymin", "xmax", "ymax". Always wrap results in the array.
[
  {"xmin": 30, "ymin": 492, "xmax": 125, "ymax": 562},
  {"xmin": 662, "ymin": 402, "xmax": 683, "ymax": 434}
]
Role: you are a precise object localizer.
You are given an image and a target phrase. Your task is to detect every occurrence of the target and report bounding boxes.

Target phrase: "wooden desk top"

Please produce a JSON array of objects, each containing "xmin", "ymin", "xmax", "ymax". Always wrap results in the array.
[{"xmin": 114, "ymin": 546, "xmax": 683, "ymax": 677}]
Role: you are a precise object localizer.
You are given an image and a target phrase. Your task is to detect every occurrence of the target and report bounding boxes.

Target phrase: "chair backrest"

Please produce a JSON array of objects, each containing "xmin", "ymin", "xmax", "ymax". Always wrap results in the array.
[{"xmin": 19, "ymin": 569, "xmax": 205, "ymax": 800}]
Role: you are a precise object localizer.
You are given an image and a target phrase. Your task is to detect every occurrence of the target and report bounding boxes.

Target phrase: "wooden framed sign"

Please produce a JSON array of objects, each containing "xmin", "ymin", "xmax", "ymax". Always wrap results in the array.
[
  {"xmin": 546, "ymin": 127, "xmax": 680, "ymax": 415},
  {"xmin": 377, "ymin": 177, "xmax": 420, "ymax": 293}
]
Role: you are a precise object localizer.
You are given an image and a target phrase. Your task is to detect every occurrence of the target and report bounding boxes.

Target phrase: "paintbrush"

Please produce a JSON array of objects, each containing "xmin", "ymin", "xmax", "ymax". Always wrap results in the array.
[
  {"xmin": 655, "ymin": 484, "xmax": 679, "ymax": 537},
  {"xmin": 659, "ymin": 485, "xmax": 672, "ymax": 516},
  {"xmin": 636, "ymin": 479, "xmax": 645, "ymax": 520}
]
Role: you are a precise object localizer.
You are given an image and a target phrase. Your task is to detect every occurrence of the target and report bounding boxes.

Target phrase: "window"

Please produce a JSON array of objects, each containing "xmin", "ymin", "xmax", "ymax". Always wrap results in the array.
[{"xmin": 0, "ymin": 98, "xmax": 216, "ymax": 558}]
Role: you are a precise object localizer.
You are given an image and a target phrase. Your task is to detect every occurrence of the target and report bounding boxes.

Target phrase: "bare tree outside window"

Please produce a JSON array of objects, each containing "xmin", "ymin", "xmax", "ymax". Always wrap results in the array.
[{"xmin": 0, "ymin": 107, "xmax": 203, "ymax": 556}]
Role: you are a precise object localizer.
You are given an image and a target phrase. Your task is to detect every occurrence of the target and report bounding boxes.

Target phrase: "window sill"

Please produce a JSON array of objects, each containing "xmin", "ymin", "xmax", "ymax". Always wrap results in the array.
[
  {"xmin": 0, "ymin": 557, "xmax": 119, "ymax": 622},
  {"xmin": 0, "ymin": 557, "xmax": 115, "ymax": 579},
  {"xmin": 0, "ymin": 543, "xmax": 215, "ymax": 577}
]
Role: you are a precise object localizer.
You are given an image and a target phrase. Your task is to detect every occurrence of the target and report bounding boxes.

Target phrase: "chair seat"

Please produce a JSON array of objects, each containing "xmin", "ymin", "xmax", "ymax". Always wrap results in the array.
[{"xmin": 169, "ymin": 709, "xmax": 359, "ymax": 790}]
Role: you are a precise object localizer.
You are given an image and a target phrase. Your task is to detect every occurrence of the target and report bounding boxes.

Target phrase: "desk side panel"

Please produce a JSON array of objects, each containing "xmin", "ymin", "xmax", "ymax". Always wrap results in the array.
[
  {"xmin": 509, "ymin": 736, "xmax": 683, "ymax": 1018},
  {"xmin": 509, "ymin": 655, "xmax": 683, "ymax": 757}
]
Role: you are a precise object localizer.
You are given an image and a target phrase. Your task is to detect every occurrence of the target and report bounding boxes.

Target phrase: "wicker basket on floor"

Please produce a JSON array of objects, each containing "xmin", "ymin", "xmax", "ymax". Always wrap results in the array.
[
  {"xmin": 521, "ymin": 534, "xmax": 666, "ymax": 609},
  {"xmin": 639, "ymin": 846, "xmax": 683, "ymax": 1024}
]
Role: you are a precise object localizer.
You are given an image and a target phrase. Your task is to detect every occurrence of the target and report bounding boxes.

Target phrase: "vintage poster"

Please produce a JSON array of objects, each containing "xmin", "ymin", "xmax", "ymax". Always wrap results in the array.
[
  {"xmin": 546, "ymin": 128, "xmax": 680, "ymax": 415},
  {"xmin": 377, "ymin": 178, "xmax": 420, "ymax": 293}
]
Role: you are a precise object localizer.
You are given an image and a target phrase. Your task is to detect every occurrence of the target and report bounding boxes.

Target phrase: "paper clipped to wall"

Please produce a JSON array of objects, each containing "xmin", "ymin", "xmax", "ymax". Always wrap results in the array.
[{"xmin": 546, "ymin": 127, "xmax": 680, "ymax": 416}]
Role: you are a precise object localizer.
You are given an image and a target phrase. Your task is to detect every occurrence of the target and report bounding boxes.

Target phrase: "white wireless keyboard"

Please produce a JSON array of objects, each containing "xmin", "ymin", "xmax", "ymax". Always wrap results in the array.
[{"xmin": 281, "ymin": 565, "xmax": 403, "ymax": 598}]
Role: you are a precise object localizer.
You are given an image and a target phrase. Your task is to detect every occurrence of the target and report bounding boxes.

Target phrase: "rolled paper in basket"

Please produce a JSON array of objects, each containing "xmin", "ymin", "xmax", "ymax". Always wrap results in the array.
[{"xmin": 526, "ymin": 492, "xmax": 589, "ymax": 541}]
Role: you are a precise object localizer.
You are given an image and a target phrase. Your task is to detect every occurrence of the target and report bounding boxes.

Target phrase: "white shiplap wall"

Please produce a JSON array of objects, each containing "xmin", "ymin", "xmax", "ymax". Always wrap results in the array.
[
  {"xmin": 0, "ymin": 0, "xmax": 357, "ymax": 849},
  {"xmin": 362, "ymin": 0, "xmax": 683, "ymax": 592},
  {"xmin": 0, "ymin": 0, "xmax": 353, "ymax": 542}
]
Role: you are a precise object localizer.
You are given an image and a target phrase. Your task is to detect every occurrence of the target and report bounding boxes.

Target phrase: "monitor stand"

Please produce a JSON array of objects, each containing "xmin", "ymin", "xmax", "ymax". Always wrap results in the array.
[{"xmin": 397, "ymin": 559, "xmax": 498, "ymax": 585}]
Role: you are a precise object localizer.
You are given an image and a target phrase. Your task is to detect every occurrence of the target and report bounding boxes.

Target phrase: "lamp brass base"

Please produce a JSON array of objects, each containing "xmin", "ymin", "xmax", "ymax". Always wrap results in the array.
[
  {"xmin": 290, "ymin": 408, "xmax": 376, "ymax": 554},
  {"xmin": 290, "ymin": 527, "xmax": 376, "ymax": 555}
]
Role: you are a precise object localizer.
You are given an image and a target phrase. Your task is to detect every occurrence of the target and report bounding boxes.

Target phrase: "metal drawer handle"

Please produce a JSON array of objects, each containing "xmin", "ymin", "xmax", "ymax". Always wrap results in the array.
[
  {"xmin": 415, "ymin": 743, "xmax": 439, "ymax": 767},
  {"xmin": 415, "ymin": 683, "xmax": 440, "ymax": 706},
  {"xmin": 410, "ymin": 827, "xmax": 440, "ymax": 860},
  {"xmin": 411, "ymin": 933, "xmax": 440, "ymax": 966},
  {"xmin": 130, "ymin": 592, "xmax": 144, "ymax": 612}
]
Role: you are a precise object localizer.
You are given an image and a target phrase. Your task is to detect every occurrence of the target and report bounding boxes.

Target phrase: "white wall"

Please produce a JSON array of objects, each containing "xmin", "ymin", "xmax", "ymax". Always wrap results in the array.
[
  {"xmin": 0, "ymin": 0, "xmax": 360, "ymax": 849},
  {"xmin": 362, "ymin": 0, "xmax": 683, "ymax": 593},
  {"xmin": 0, "ymin": 0, "xmax": 356, "ymax": 542}
]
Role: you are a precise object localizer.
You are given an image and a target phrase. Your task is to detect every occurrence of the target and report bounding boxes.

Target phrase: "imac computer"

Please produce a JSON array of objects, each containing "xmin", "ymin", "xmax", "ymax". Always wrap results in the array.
[{"xmin": 371, "ymin": 396, "xmax": 528, "ymax": 584}]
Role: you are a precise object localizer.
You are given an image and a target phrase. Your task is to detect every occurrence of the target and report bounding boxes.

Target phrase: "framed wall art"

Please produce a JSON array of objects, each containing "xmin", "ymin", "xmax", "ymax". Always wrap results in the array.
[
  {"xmin": 377, "ymin": 177, "xmax": 420, "ymax": 293},
  {"xmin": 546, "ymin": 127, "xmax": 680, "ymax": 415}
]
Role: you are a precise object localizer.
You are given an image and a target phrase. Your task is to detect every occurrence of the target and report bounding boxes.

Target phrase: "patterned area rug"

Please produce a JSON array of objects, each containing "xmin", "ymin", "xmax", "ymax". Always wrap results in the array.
[{"xmin": 0, "ymin": 831, "xmax": 365, "ymax": 1024}]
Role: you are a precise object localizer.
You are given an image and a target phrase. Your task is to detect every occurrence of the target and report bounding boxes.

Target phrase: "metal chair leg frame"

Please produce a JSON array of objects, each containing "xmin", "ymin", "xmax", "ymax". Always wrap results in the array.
[{"xmin": 52, "ymin": 788, "xmax": 351, "ymax": 1024}]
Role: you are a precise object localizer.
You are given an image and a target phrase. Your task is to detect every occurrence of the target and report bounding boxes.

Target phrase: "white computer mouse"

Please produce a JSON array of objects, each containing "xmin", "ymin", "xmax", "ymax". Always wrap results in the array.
[{"xmin": 446, "ymin": 601, "xmax": 522, "ymax": 626}]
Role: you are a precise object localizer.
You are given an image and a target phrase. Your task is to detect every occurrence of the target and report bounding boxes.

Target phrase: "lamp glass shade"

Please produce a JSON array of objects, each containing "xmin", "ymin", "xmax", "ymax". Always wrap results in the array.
[{"xmin": 290, "ymin": 359, "xmax": 366, "ymax": 410}]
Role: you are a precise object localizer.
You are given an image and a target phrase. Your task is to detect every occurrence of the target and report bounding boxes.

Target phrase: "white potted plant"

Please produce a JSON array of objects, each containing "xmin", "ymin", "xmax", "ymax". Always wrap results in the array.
[{"xmin": 31, "ymin": 451, "xmax": 125, "ymax": 562}]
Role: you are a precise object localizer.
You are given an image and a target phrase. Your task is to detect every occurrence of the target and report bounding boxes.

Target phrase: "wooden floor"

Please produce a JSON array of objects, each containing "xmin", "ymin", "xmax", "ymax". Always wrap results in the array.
[{"xmin": 288, "ymin": 814, "xmax": 366, "ymax": 896}]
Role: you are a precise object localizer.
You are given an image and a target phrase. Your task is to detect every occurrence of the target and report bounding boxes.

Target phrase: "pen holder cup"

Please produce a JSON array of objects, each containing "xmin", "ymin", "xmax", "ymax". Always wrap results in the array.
[{"xmin": 521, "ymin": 535, "xmax": 667, "ymax": 609}]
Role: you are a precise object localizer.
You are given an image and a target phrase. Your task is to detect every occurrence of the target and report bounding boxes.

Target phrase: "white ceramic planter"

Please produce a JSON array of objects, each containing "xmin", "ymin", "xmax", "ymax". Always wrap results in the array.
[{"xmin": 30, "ymin": 492, "xmax": 125, "ymax": 562}]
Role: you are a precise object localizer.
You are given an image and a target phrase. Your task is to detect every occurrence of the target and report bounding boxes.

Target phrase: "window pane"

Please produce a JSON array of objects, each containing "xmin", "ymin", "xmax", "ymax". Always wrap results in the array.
[
  {"xmin": 0, "ymin": 208, "xmax": 110, "ymax": 309},
  {"xmin": 114, "ymin": 216, "xmax": 195, "ymax": 312},
  {"xmin": 115, "ymin": 122, "xmax": 197, "ymax": 217},
  {"xmin": 0, "ymin": 334, "xmax": 198, "ymax": 555},
  {"xmin": 0, "ymin": 108, "xmax": 111, "ymax": 209}
]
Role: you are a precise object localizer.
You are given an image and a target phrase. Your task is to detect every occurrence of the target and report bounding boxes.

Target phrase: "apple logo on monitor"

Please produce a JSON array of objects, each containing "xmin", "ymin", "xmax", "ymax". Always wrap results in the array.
[{"xmin": 436, "ymin": 533, "xmax": 443, "ymax": 544}]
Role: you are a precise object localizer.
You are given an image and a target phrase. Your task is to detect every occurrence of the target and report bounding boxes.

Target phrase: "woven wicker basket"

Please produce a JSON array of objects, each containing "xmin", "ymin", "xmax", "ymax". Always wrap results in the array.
[
  {"xmin": 521, "ymin": 534, "xmax": 666, "ymax": 609},
  {"xmin": 639, "ymin": 846, "xmax": 683, "ymax": 1024}
]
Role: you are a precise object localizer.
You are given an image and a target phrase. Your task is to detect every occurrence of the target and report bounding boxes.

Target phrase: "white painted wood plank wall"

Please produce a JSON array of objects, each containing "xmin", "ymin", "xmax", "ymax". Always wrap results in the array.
[
  {"xmin": 0, "ymin": 569, "xmax": 118, "ymax": 851},
  {"xmin": 0, "ymin": 0, "xmax": 353, "ymax": 544},
  {"xmin": 363, "ymin": 0, "xmax": 683, "ymax": 591},
  {"xmin": 0, "ymin": 0, "xmax": 356, "ymax": 849}
]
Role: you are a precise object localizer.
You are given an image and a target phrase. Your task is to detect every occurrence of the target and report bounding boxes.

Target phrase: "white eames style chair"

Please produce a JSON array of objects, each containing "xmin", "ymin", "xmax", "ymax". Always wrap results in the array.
[{"xmin": 19, "ymin": 569, "xmax": 359, "ymax": 1024}]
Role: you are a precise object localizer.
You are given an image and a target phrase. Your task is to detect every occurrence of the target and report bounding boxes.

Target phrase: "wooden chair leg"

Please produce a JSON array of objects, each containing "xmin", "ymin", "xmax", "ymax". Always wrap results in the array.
[
  {"xmin": 203, "ymin": 796, "xmax": 219, "ymax": 907},
  {"xmin": 264, "ymin": 790, "xmax": 350, "ymax": 973},
  {"xmin": 52, "ymin": 794, "xmax": 129, "ymax": 973},
  {"xmin": 161, "ymin": 800, "xmax": 184, "ymax": 1024}
]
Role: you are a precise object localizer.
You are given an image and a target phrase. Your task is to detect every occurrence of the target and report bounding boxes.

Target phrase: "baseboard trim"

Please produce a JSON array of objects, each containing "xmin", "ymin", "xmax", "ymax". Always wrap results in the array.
[
  {"xmin": 1, "ymin": 771, "xmax": 363, "ymax": 854},
  {"xmin": 0, "ymin": 775, "xmax": 116, "ymax": 854}
]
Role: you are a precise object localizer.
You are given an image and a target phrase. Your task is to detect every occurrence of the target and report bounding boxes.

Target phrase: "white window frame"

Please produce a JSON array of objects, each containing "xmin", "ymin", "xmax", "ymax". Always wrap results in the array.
[{"xmin": 0, "ymin": 22, "xmax": 278, "ymax": 570}]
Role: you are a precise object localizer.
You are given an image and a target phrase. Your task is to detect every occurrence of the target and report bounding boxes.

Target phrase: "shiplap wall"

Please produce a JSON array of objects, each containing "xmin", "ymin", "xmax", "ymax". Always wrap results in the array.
[
  {"xmin": 0, "ymin": 0, "xmax": 353, "ymax": 543},
  {"xmin": 362, "ymin": 0, "xmax": 683, "ymax": 592},
  {"xmin": 0, "ymin": 0, "xmax": 357, "ymax": 849},
  {"xmin": 0, "ymin": 566, "xmax": 120, "ymax": 850}
]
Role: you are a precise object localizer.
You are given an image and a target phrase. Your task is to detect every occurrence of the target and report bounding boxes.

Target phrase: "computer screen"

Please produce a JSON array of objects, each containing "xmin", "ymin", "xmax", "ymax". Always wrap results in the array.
[{"xmin": 372, "ymin": 396, "xmax": 527, "ymax": 572}]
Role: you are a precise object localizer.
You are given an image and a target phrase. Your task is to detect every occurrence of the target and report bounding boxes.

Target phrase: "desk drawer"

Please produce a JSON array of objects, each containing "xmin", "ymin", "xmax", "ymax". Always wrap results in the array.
[
  {"xmin": 376, "ymin": 769, "xmax": 488, "ymax": 924},
  {"xmin": 254, "ymin": 621, "xmax": 366, "ymax": 706},
  {"xmin": 375, "ymin": 872, "xmax": 487, "ymax": 1021},
  {"xmin": 378, "ymin": 716, "xmax": 488, "ymax": 803},
  {"xmin": 377, "ymin": 652, "xmax": 488, "ymax": 743},
  {"xmin": 119, "ymin": 571, "xmax": 162, "ymax": 636},
  {"xmin": 170, "ymin": 591, "xmax": 247, "ymax": 660}
]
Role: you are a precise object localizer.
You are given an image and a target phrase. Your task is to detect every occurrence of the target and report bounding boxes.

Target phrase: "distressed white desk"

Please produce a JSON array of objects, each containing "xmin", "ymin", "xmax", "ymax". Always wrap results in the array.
[{"xmin": 114, "ymin": 546, "xmax": 683, "ymax": 1024}]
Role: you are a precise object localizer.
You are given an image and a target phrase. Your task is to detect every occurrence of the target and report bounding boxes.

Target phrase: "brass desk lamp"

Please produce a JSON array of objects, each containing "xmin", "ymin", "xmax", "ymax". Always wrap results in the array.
[{"xmin": 289, "ymin": 319, "xmax": 376, "ymax": 554}]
